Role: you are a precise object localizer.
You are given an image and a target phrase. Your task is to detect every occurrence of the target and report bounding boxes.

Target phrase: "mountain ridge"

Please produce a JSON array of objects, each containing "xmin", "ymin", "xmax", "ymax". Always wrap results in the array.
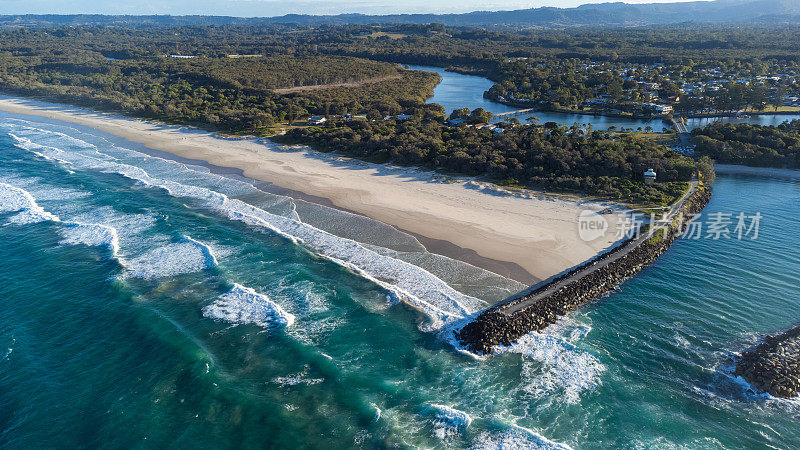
[{"xmin": 0, "ymin": 0, "xmax": 798, "ymax": 28}]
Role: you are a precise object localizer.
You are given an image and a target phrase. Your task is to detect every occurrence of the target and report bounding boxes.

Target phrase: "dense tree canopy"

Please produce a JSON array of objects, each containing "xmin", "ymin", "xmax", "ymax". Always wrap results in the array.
[
  {"xmin": 279, "ymin": 118, "xmax": 694, "ymax": 205},
  {"xmin": 0, "ymin": 23, "xmax": 729, "ymax": 204},
  {"xmin": 693, "ymin": 121, "xmax": 800, "ymax": 168}
]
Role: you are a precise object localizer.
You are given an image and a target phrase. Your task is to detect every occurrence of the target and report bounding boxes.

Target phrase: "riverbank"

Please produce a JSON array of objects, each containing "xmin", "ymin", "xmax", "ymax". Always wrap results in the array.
[
  {"xmin": 683, "ymin": 109, "xmax": 800, "ymax": 118},
  {"xmin": 0, "ymin": 95, "xmax": 629, "ymax": 285},
  {"xmin": 486, "ymin": 97, "xmax": 671, "ymax": 122},
  {"xmin": 715, "ymin": 164, "xmax": 800, "ymax": 179}
]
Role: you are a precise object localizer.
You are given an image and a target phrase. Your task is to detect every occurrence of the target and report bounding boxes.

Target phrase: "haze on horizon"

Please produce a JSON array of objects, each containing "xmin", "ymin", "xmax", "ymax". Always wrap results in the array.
[{"xmin": 0, "ymin": 0, "xmax": 707, "ymax": 17}]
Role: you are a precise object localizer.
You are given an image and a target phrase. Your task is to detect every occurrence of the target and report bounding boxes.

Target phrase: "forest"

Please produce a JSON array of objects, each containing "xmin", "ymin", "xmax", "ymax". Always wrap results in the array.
[
  {"xmin": 277, "ymin": 117, "xmax": 695, "ymax": 205},
  {"xmin": 5, "ymin": 23, "xmax": 795, "ymax": 202},
  {"xmin": 693, "ymin": 121, "xmax": 800, "ymax": 168}
]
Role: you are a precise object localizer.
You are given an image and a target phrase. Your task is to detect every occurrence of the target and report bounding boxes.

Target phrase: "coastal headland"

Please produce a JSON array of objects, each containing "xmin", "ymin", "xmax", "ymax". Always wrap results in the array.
[{"xmin": 457, "ymin": 182, "xmax": 713, "ymax": 354}]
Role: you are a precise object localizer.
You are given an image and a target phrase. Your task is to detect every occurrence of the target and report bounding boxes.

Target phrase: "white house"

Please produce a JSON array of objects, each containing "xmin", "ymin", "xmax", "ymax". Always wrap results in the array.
[
  {"xmin": 307, "ymin": 116, "xmax": 327, "ymax": 125},
  {"xmin": 644, "ymin": 168, "xmax": 657, "ymax": 185}
]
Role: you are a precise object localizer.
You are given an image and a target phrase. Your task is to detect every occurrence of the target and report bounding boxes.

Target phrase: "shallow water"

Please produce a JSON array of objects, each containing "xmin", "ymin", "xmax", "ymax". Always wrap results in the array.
[{"xmin": 1, "ymin": 112, "xmax": 799, "ymax": 448}]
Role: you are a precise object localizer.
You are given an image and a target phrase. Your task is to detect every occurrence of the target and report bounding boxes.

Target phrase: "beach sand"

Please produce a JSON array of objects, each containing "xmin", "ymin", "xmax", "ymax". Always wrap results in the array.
[{"xmin": 0, "ymin": 96, "xmax": 629, "ymax": 284}]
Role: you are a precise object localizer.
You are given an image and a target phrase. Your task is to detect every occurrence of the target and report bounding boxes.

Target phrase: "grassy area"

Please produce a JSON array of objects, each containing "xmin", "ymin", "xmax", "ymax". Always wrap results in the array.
[
  {"xmin": 770, "ymin": 106, "xmax": 800, "ymax": 113},
  {"xmin": 619, "ymin": 131, "xmax": 680, "ymax": 147},
  {"xmin": 356, "ymin": 31, "xmax": 408, "ymax": 39}
]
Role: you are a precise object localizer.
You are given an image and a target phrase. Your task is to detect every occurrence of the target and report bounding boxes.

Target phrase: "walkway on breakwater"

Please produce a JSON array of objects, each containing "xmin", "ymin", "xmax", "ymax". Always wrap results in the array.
[
  {"xmin": 457, "ymin": 180, "xmax": 712, "ymax": 354},
  {"xmin": 500, "ymin": 179, "xmax": 698, "ymax": 316}
]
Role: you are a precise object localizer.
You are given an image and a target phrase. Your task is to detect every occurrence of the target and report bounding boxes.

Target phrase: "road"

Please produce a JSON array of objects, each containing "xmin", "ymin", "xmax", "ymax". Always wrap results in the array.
[
  {"xmin": 500, "ymin": 179, "xmax": 699, "ymax": 315},
  {"xmin": 672, "ymin": 117, "xmax": 692, "ymax": 147}
]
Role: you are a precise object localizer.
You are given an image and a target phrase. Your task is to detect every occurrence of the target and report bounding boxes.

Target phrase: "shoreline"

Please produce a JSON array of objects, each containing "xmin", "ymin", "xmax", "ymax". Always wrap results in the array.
[
  {"xmin": 0, "ymin": 95, "xmax": 629, "ymax": 286},
  {"xmin": 458, "ymin": 182, "xmax": 712, "ymax": 354},
  {"xmin": 714, "ymin": 164, "xmax": 800, "ymax": 180},
  {"xmin": 487, "ymin": 96, "xmax": 800, "ymax": 121}
]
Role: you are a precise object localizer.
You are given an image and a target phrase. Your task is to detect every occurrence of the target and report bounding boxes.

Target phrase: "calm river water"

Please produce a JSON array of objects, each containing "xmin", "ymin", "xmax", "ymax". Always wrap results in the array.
[{"xmin": 411, "ymin": 65, "xmax": 800, "ymax": 131}]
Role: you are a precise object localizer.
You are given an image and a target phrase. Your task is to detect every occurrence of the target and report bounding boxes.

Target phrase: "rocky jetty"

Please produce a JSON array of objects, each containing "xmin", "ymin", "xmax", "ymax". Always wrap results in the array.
[
  {"xmin": 457, "ymin": 184, "xmax": 712, "ymax": 355},
  {"xmin": 734, "ymin": 326, "xmax": 800, "ymax": 399}
]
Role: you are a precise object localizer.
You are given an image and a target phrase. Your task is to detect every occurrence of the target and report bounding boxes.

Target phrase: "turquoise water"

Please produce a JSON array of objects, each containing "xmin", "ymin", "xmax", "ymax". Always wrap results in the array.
[
  {"xmin": 1, "ymin": 112, "xmax": 800, "ymax": 448},
  {"xmin": 412, "ymin": 65, "xmax": 800, "ymax": 132}
]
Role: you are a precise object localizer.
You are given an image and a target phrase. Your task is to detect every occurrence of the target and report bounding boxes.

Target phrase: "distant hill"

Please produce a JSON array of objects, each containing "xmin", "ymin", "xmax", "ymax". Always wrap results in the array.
[{"xmin": 1, "ymin": 0, "xmax": 799, "ymax": 28}]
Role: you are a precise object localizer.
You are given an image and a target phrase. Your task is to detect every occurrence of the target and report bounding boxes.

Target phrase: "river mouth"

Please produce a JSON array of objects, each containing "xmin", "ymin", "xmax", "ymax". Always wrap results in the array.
[{"xmin": 2, "ymin": 103, "xmax": 800, "ymax": 447}]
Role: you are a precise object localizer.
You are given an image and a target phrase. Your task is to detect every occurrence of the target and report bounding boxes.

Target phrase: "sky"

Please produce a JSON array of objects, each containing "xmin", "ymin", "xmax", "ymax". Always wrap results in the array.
[{"xmin": 0, "ymin": 0, "xmax": 706, "ymax": 16}]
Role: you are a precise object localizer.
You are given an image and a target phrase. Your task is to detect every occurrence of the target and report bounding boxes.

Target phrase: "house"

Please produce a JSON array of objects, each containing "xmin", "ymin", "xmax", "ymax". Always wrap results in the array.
[
  {"xmin": 307, "ymin": 116, "xmax": 327, "ymax": 126},
  {"xmin": 383, "ymin": 114, "xmax": 413, "ymax": 121},
  {"xmin": 447, "ymin": 118, "xmax": 467, "ymax": 126},
  {"xmin": 642, "ymin": 103, "xmax": 673, "ymax": 115},
  {"xmin": 644, "ymin": 168, "xmax": 657, "ymax": 185}
]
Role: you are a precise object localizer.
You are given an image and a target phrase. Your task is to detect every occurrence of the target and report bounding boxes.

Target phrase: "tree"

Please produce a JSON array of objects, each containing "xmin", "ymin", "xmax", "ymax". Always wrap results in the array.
[{"xmin": 468, "ymin": 108, "xmax": 493, "ymax": 124}]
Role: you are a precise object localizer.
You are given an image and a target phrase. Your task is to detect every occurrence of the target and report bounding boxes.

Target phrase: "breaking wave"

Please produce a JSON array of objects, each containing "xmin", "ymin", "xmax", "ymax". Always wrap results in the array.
[
  {"xmin": 122, "ymin": 236, "xmax": 219, "ymax": 280},
  {"xmin": 422, "ymin": 404, "xmax": 473, "ymax": 438},
  {"xmin": 203, "ymin": 283, "xmax": 296, "ymax": 328},
  {"xmin": 60, "ymin": 222, "xmax": 121, "ymax": 256},
  {"xmin": 489, "ymin": 319, "xmax": 605, "ymax": 404},
  {"xmin": 471, "ymin": 424, "xmax": 573, "ymax": 450},
  {"xmin": 0, "ymin": 181, "xmax": 60, "ymax": 224},
  {"xmin": 8, "ymin": 125, "xmax": 486, "ymax": 331},
  {"xmin": 0, "ymin": 181, "xmax": 120, "ymax": 256}
]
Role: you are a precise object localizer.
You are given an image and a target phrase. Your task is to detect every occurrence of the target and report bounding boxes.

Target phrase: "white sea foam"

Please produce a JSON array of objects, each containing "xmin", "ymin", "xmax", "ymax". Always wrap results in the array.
[
  {"xmin": 271, "ymin": 365, "xmax": 323, "ymax": 386},
  {"xmin": 60, "ymin": 222, "xmax": 121, "ymax": 256},
  {"xmin": 204, "ymin": 283, "xmax": 296, "ymax": 328},
  {"xmin": 371, "ymin": 403, "xmax": 382, "ymax": 423},
  {"xmin": 7, "ymin": 126, "xmax": 486, "ymax": 331},
  {"xmin": 123, "ymin": 236, "xmax": 218, "ymax": 279},
  {"xmin": 487, "ymin": 319, "xmax": 605, "ymax": 404},
  {"xmin": 423, "ymin": 404, "xmax": 473, "ymax": 433},
  {"xmin": 0, "ymin": 182, "xmax": 60, "ymax": 224},
  {"xmin": 471, "ymin": 424, "xmax": 573, "ymax": 450},
  {"xmin": 181, "ymin": 235, "xmax": 218, "ymax": 267},
  {"xmin": 0, "ymin": 180, "xmax": 124, "ymax": 256}
]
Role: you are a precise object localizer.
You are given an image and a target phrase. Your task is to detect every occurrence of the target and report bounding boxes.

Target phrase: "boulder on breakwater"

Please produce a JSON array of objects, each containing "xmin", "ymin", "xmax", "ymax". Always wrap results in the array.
[
  {"xmin": 734, "ymin": 326, "xmax": 800, "ymax": 399},
  {"xmin": 457, "ymin": 184, "xmax": 713, "ymax": 355}
]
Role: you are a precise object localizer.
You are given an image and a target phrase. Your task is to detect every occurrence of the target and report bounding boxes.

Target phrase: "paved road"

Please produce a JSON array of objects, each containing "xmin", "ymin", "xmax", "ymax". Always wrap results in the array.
[
  {"xmin": 501, "ymin": 179, "xmax": 699, "ymax": 315},
  {"xmin": 672, "ymin": 117, "xmax": 688, "ymax": 133},
  {"xmin": 672, "ymin": 117, "xmax": 692, "ymax": 146}
]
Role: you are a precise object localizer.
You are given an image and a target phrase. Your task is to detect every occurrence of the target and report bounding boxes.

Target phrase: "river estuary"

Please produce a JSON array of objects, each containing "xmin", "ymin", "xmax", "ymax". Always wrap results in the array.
[{"xmin": 1, "ymin": 90, "xmax": 799, "ymax": 447}]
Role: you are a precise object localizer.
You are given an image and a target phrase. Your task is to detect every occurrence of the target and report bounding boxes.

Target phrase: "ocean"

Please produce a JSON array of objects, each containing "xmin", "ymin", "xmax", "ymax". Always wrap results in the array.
[{"xmin": 1, "ymin": 111, "xmax": 799, "ymax": 448}]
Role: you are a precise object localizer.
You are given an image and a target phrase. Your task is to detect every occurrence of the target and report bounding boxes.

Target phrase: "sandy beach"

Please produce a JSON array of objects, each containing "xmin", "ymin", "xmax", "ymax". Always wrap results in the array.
[{"xmin": 0, "ymin": 96, "xmax": 628, "ymax": 284}]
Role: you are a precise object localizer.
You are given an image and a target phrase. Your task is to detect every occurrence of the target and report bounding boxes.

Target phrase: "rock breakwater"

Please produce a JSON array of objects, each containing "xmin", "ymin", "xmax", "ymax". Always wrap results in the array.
[
  {"xmin": 734, "ymin": 326, "xmax": 800, "ymax": 399},
  {"xmin": 457, "ymin": 185, "xmax": 712, "ymax": 355}
]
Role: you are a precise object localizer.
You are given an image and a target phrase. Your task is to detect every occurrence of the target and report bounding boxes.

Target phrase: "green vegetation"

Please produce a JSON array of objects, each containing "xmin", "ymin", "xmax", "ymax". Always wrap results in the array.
[
  {"xmin": 278, "ymin": 119, "xmax": 694, "ymax": 205},
  {"xmin": 0, "ymin": 28, "xmax": 441, "ymax": 133},
  {"xmin": 693, "ymin": 121, "xmax": 800, "ymax": 169},
  {"xmin": 0, "ymin": 23, "xmax": 749, "ymax": 204}
]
